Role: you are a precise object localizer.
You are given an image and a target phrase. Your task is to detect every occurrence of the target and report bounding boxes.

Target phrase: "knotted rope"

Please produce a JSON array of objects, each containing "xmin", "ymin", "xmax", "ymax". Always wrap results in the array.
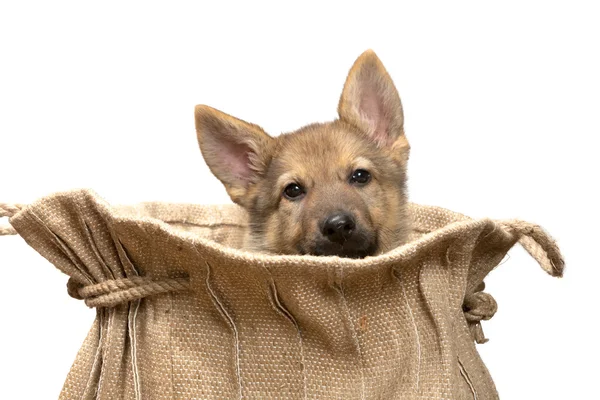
[
  {"xmin": 460, "ymin": 219, "xmax": 564, "ymax": 343},
  {"xmin": 67, "ymin": 275, "xmax": 191, "ymax": 308},
  {"xmin": 463, "ymin": 283, "xmax": 498, "ymax": 344},
  {"xmin": 0, "ymin": 203, "xmax": 23, "ymax": 236}
]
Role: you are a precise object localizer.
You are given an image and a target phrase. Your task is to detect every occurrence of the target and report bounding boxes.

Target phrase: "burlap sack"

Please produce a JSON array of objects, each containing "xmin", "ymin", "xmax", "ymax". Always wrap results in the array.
[{"xmin": 0, "ymin": 189, "xmax": 564, "ymax": 399}]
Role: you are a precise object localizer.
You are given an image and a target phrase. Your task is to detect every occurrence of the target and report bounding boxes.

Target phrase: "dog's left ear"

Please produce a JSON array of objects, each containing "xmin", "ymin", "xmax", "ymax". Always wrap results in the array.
[
  {"xmin": 338, "ymin": 50, "xmax": 409, "ymax": 164},
  {"xmin": 195, "ymin": 105, "xmax": 274, "ymax": 207}
]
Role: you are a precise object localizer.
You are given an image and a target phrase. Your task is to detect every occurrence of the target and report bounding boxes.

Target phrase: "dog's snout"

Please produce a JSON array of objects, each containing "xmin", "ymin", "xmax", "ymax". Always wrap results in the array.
[{"xmin": 322, "ymin": 213, "xmax": 356, "ymax": 244}]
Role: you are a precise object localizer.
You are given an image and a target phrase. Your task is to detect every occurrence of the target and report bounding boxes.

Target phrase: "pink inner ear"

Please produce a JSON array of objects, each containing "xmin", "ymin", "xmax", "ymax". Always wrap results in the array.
[
  {"xmin": 220, "ymin": 138, "xmax": 253, "ymax": 184},
  {"xmin": 360, "ymin": 85, "xmax": 390, "ymax": 146}
]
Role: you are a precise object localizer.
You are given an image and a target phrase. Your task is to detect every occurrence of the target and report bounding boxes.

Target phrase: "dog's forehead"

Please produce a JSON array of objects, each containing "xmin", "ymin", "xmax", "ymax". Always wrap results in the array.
[{"xmin": 274, "ymin": 122, "xmax": 370, "ymax": 172}]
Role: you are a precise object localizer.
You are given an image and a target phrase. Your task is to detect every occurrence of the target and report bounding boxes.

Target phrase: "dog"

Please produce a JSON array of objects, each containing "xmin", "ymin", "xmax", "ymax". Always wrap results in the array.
[{"xmin": 195, "ymin": 50, "xmax": 410, "ymax": 258}]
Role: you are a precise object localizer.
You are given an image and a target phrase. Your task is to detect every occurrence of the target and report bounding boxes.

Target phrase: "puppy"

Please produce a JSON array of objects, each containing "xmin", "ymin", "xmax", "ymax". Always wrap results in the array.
[{"xmin": 195, "ymin": 50, "xmax": 410, "ymax": 258}]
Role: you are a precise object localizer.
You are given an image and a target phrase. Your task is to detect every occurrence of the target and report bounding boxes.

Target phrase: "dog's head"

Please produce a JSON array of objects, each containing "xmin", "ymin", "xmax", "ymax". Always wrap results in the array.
[{"xmin": 196, "ymin": 50, "xmax": 410, "ymax": 258}]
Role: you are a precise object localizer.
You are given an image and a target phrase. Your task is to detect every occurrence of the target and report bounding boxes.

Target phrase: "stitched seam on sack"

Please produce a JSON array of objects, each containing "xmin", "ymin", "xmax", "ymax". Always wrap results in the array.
[
  {"xmin": 82, "ymin": 315, "xmax": 104, "ymax": 400},
  {"xmin": 260, "ymin": 263, "xmax": 307, "ymax": 400},
  {"xmin": 169, "ymin": 292, "xmax": 175, "ymax": 400},
  {"xmin": 129, "ymin": 299, "xmax": 142, "ymax": 400},
  {"xmin": 337, "ymin": 267, "xmax": 365, "ymax": 400},
  {"xmin": 398, "ymin": 275, "xmax": 421, "ymax": 392},
  {"xmin": 97, "ymin": 308, "xmax": 113, "ymax": 396},
  {"xmin": 458, "ymin": 357, "xmax": 478, "ymax": 400},
  {"xmin": 204, "ymin": 261, "xmax": 243, "ymax": 400}
]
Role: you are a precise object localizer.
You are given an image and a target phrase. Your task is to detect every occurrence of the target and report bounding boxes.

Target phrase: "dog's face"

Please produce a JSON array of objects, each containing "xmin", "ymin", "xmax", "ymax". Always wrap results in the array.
[{"xmin": 196, "ymin": 50, "xmax": 410, "ymax": 257}]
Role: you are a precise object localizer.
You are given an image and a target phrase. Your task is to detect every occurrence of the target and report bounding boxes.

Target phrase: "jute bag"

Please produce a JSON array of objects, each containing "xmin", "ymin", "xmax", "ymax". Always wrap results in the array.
[{"xmin": 0, "ymin": 189, "xmax": 564, "ymax": 399}]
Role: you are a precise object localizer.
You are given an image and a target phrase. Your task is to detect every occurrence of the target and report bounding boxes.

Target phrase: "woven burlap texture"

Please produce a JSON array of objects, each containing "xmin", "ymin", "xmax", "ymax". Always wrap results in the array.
[{"xmin": 1, "ymin": 190, "xmax": 564, "ymax": 400}]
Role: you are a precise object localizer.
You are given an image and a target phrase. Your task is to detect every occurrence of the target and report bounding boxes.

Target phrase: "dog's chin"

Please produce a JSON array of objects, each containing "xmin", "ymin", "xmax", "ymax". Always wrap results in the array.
[{"xmin": 299, "ymin": 239, "xmax": 378, "ymax": 259}]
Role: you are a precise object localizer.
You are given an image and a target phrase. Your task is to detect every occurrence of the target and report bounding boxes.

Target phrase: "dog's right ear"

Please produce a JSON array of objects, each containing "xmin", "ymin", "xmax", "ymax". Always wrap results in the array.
[
  {"xmin": 338, "ymin": 50, "xmax": 409, "ymax": 167},
  {"xmin": 195, "ymin": 105, "xmax": 274, "ymax": 206}
]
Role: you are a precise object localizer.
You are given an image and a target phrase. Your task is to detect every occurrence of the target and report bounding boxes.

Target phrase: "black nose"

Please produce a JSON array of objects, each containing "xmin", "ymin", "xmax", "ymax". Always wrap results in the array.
[{"xmin": 321, "ymin": 213, "xmax": 356, "ymax": 244}]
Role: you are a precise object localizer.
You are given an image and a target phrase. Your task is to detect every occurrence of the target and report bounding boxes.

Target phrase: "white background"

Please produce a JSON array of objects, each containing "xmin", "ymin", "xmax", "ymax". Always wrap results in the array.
[{"xmin": 1, "ymin": 1, "xmax": 598, "ymax": 398}]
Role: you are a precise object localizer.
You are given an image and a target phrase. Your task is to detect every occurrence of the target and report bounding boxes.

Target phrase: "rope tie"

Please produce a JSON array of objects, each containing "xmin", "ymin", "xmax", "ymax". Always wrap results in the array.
[
  {"xmin": 67, "ymin": 276, "xmax": 191, "ymax": 308},
  {"xmin": 500, "ymin": 220, "xmax": 565, "ymax": 277},
  {"xmin": 463, "ymin": 283, "xmax": 498, "ymax": 344},
  {"xmin": 0, "ymin": 203, "xmax": 23, "ymax": 236}
]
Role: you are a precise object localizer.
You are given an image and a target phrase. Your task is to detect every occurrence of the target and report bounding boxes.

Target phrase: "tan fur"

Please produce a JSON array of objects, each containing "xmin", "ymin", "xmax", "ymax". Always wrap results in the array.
[{"xmin": 196, "ymin": 50, "xmax": 411, "ymax": 257}]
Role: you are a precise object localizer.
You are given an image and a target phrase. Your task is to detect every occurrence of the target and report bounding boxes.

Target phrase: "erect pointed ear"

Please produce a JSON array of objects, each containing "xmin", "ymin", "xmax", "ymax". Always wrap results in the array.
[
  {"xmin": 338, "ymin": 50, "xmax": 409, "ymax": 163},
  {"xmin": 195, "ymin": 105, "xmax": 274, "ymax": 206}
]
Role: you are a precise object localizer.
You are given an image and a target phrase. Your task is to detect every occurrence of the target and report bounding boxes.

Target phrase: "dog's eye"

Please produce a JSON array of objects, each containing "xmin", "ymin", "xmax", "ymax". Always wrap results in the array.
[
  {"xmin": 283, "ymin": 183, "xmax": 305, "ymax": 200},
  {"xmin": 350, "ymin": 169, "xmax": 371, "ymax": 185}
]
